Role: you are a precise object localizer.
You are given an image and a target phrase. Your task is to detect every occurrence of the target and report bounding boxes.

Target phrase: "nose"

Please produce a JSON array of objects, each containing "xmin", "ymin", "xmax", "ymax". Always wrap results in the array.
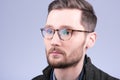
[{"xmin": 50, "ymin": 31, "xmax": 62, "ymax": 46}]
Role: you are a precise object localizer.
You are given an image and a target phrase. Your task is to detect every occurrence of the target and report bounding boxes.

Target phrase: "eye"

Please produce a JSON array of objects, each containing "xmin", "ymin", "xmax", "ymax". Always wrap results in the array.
[
  {"xmin": 60, "ymin": 29, "xmax": 71, "ymax": 36},
  {"xmin": 45, "ymin": 28, "xmax": 53, "ymax": 34}
]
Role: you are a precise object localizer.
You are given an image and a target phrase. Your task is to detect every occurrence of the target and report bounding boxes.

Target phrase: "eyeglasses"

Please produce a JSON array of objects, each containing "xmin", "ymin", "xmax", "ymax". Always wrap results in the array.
[{"xmin": 40, "ymin": 27, "xmax": 93, "ymax": 41}]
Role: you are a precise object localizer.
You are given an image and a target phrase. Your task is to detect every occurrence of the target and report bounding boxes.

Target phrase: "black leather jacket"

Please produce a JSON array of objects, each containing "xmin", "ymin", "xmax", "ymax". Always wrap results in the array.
[{"xmin": 32, "ymin": 56, "xmax": 119, "ymax": 80}]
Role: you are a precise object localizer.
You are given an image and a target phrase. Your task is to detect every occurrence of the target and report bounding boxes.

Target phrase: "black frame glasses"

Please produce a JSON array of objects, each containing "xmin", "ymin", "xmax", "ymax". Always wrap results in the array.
[{"xmin": 40, "ymin": 27, "xmax": 93, "ymax": 41}]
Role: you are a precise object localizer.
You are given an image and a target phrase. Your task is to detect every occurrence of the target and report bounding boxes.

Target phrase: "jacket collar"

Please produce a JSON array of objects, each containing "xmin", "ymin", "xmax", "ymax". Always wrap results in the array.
[
  {"xmin": 42, "ymin": 66, "xmax": 53, "ymax": 80},
  {"xmin": 83, "ymin": 55, "xmax": 94, "ymax": 80}
]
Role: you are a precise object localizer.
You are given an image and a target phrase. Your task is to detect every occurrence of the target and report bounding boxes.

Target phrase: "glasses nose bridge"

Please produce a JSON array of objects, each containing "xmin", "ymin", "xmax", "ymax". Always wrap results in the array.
[{"xmin": 52, "ymin": 29, "xmax": 61, "ymax": 40}]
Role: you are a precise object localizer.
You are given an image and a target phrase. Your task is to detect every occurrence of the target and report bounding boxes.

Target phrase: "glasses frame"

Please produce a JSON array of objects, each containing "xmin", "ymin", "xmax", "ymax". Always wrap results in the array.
[{"xmin": 40, "ymin": 28, "xmax": 93, "ymax": 41}]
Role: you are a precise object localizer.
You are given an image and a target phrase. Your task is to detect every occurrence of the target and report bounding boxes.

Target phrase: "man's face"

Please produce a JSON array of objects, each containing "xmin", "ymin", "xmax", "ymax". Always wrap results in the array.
[{"xmin": 44, "ymin": 9, "xmax": 88, "ymax": 68}]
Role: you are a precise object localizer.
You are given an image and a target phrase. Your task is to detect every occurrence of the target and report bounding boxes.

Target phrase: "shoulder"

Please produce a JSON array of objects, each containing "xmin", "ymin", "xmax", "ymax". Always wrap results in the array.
[
  {"xmin": 32, "ymin": 75, "xmax": 45, "ymax": 80},
  {"xmin": 32, "ymin": 66, "xmax": 53, "ymax": 80},
  {"xmin": 90, "ymin": 63, "xmax": 119, "ymax": 80},
  {"xmin": 85, "ymin": 56, "xmax": 119, "ymax": 80}
]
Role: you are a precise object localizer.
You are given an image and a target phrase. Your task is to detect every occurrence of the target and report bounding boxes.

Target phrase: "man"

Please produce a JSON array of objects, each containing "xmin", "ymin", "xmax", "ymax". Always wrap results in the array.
[{"xmin": 33, "ymin": 0, "xmax": 119, "ymax": 80}]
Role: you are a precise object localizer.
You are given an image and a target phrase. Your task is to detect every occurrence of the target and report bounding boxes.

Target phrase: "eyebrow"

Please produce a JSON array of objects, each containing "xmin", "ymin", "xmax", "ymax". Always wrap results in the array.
[
  {"xmin": 45, "ymin": 24, "xmax": 74, "ymax": 29},
  {"xmin": 45, "ymin": 25, "xmax": 53, "ymax": 28}
]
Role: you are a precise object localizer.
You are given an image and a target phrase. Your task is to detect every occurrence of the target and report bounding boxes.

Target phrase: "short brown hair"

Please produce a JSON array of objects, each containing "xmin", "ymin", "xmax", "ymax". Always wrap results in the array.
[{"xmin": 48, "ymin": 0, "xmax": 97, "ymax": 32}]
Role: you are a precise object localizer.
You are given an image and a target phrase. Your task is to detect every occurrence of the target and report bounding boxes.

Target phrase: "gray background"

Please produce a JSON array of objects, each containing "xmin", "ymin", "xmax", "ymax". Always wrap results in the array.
[{"xmin": 0, "ymin": 0, "xmax": 120, "ymax": 80}]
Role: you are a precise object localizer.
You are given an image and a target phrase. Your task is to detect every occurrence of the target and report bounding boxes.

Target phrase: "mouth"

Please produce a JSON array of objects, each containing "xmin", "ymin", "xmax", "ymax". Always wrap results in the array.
[
  {"xmin": 49, "ymin": 51, "xmax": 64, "ymax": 59},
  {"xmin": 50, "ymin": 50, "xmax": 62, "ymax": 55},
  {"xmin": 48, "ymin": 48, "xmax": 65, "ymax": 57}
]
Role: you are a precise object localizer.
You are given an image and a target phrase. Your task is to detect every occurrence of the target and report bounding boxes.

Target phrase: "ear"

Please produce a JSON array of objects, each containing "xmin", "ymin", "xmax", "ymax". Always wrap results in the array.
[{"xmin": 86, "ymin": 32, "xmax": 97, "ymax": 49}]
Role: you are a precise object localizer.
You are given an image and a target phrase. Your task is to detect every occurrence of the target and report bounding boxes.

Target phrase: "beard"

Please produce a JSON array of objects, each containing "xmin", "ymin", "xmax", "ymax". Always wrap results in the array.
[{"xmin": 46, "ymin": 47, "xmax": 83, "ymax": 69}]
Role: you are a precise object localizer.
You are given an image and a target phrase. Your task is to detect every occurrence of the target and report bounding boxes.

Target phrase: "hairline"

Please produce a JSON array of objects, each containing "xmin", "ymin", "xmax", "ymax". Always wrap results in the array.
[{"xmin": 47, "ymin": 8, "xmax": 91, "ymax": 30}]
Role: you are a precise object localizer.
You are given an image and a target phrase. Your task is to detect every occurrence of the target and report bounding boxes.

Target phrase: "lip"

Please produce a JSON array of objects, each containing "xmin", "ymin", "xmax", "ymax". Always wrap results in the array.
[
  {"xmin": 49, "ymin": 50, "xmax": 63, "ymax": 56},
  {"xmin": 50, "ymin": 50, "xmax": 61, "ymax": 54}
]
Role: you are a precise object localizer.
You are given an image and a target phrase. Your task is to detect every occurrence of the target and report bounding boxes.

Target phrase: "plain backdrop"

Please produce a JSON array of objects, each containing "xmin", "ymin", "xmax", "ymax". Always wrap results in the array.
[{"xmin": 0, "ymin": 0, "xmax": 120, "ymax": 80}]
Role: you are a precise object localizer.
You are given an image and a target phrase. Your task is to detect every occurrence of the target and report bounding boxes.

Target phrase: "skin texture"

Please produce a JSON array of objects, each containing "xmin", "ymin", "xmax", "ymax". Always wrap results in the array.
[{"xmin": 44, "ymin": 9, "xmax": 96, "ymax": 80}]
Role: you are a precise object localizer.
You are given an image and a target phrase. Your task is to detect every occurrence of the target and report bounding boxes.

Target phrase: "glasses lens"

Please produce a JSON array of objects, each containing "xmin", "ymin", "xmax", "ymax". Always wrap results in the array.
[
  {"xmin": 59, "ymin": 29, "xmax": 72, "ymax": 40},
  {"xmin": 41, "ymin": 28, "xmax": 54, "ymax": 39}
]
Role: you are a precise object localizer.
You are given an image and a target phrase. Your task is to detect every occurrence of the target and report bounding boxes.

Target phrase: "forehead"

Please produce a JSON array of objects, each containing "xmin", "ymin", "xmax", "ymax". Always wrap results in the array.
[{"xmin": 46, "ymin": 9, "xmax": 84, "ymax": 29}]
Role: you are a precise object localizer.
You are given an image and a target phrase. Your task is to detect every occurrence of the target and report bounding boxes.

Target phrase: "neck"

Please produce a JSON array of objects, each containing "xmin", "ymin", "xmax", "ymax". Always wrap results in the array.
[{"xmin": 54, "ymin": 55, "xmax": 85, "ymax": 80}]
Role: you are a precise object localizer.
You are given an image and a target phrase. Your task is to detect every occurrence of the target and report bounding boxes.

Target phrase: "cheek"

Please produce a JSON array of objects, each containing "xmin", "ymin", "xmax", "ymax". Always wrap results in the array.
[
  {"xmin": 64, "ymin": 42, "xmax": 77, "ymax": 54},
  {"xmin": 67, "ymin": 45, "xmax": 85, "ymax": 63},
  {"xmin": 65, "ymin": 38, "xmax": 86, "ymax": 55},
  {"xmin": 44, "ymin": 39, "xmax": 50, "ymax": 51}
]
